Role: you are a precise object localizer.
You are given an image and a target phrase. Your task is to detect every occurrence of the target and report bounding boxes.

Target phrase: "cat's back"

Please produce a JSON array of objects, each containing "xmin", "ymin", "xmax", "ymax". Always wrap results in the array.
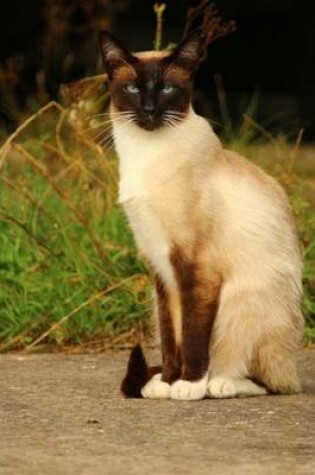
[
  {"xmin": 207, "ymin": 148, "xmax": 301, "ymax": 280},
  {"xmin": 218, "ymin": 148, "xmax": 284, "ymax": 195},
  {"xmin": 211, "ymin": 147, "xmax": 292, "ymax": 221}
]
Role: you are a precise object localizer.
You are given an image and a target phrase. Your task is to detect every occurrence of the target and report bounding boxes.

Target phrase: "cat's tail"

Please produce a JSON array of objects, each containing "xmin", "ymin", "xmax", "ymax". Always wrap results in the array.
[{"xmin": 120, "ymin": 344, "xmax": 162, "ymax": 398}]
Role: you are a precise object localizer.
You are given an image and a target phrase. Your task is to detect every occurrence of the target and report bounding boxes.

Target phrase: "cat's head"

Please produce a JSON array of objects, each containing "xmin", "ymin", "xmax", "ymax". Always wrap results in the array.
[{"xmin": 99, "ymin": 31, "xmax": 201, "ymax": 131}]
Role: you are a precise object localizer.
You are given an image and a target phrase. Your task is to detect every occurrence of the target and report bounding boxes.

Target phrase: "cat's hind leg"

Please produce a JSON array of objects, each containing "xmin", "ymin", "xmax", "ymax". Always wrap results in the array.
[
  {"xmin": 207, "ymin": 377, "xmax": 267, "ymax": 398},
  {"xmin": 207, "ymin": 291, "xmax": 270, "ymax": 399},
  {"xmin": 208, "ymin": 289, "xmax": 302, "ymax": 398},
  {"xmin": 251, "ymin": 325, "xmax": 302, "ymax": 395}
]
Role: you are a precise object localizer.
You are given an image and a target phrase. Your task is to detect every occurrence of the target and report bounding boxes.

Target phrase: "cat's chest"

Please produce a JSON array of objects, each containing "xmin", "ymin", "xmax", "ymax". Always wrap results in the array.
[
  {"xmin": 114, "ymin": 122, "xmax": 197, "ymax": 287},
  {"xmin": 123, "ymin": 198, "xmax": 177, "ymax": 289},
  {"xmin": 117, "ymin": 134, "xmax": 171, "ymax": 204}
]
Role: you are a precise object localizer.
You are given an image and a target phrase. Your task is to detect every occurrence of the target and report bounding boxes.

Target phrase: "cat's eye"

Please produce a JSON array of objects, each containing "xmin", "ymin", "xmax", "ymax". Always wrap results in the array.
[
  {"xmin": 161, "ymin": 85, "xmax": 175, "ymax": 94},
  {"xmin": 124, "ymin": 84, "xmax": 140, "ymax": 94}
]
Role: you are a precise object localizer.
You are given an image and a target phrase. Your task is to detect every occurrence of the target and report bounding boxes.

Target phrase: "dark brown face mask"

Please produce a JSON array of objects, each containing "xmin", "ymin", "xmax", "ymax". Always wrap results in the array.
[{"xmin": 98, "ymin": 30, "xmax": 202, "ymax": 131}]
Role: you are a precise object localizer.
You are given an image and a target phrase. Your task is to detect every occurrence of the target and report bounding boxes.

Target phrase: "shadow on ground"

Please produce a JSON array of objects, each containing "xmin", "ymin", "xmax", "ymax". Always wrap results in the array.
[{"xmin": 0, "ymin": 350, "xmax": 314, "ymax": 474}]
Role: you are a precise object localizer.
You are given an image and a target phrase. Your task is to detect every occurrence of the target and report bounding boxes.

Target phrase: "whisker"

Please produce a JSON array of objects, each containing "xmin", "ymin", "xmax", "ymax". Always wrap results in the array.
[
  {"xmin": 97, "ymin": 117, "xmax": 136, "ymax": 150},
  {"xmin": 99, "ymin": 136, "xmax": 114, "ymax": 150},
  {"xmin": 79, "ymin": 116, "xmax": 133, "ymax": 134},
  {"xmin": 163, "ymin": 117, "xmax": 199, "ymax": 147},
  {"xmin": 87, "ymin": 117, "xmax": 130, "ymax": 145},
  {"xmin": 163, "ymin": 115, "xmax": 182, "ymax": 126},
  {"xmin": 85, "ymin": 119, "xmax": 125, "ymax": 140},
  {"xmin": 86, "ymin": 111, "xmax": 135, "ymax": 119},
  {"xmin": 164, "ymin": 110, "xmax": 187, "ymax": 116},
  {"xmin": 89, "ymin": 127, "xmax": 114, "ymax": 144}
]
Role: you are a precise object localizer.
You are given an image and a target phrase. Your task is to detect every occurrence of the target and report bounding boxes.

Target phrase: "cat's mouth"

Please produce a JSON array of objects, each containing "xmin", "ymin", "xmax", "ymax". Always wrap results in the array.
[
  {"xmin": 118, "ymin": 111, "xmax": 184, "ymax": 132},
  {"xmin": 136, "ymin": 115, "xmax": 164, "ymax": 131}
]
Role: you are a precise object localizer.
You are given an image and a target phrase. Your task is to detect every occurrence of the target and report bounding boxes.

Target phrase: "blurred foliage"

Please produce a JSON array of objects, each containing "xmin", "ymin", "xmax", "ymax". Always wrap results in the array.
[
  {"xmin": 0, "ymin": 2, "xmax": 313, "ymax": 351},
  {"xmin": 0, "ymin": 89, "xmax": 150, "ymax": 352},
  {"xmin": 0, "ymin": 0, "xmax": 132, "ymax": 134}
]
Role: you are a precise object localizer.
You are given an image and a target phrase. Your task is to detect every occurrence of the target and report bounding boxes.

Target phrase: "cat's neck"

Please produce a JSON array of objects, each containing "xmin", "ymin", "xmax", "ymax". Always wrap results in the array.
[
  {"xmin": 112, "ymin": 106, "xmax": 220, "ymax": 203},
  {"xmin": 112, "ymin": 107, "xmax": 215, "ymax": 157}
]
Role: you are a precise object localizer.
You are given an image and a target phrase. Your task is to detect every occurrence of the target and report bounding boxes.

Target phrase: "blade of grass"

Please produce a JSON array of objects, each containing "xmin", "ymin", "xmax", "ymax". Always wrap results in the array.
[
  {"xmin": 13, "ymin": 144, "xmax": 106, "ymax": 260},
  {"xmin": 25, "ymin": 274, "xmax": 143, "ymax": 351},
  {"xmin": 0, "ymin": 101, "xmax": 63, "ymax": 169},
  {"xmin": 0, "ymin": 210, "xmax": 52, "ymax": 256}
]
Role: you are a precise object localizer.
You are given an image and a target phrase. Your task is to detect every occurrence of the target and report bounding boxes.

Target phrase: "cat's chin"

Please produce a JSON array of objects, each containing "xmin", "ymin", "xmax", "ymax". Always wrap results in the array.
[{"xmin": 136, "ymin": 121, "xmax": 164, "ymax": 132}]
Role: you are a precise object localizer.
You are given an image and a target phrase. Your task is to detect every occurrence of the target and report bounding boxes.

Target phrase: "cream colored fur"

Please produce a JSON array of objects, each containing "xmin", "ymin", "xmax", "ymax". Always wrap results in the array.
[
  {"xmin": 113, "ymin": 105, "xmax": 304, "ymax": 400},
  {"xmin": 208, "ymin": 377, "xmax": 267, "ymax": 398}
]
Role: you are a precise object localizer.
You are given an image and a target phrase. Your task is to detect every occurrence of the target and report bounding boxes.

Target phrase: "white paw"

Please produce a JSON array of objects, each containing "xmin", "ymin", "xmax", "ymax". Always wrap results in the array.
[
  {"xmin": 170, "ymin": 375, "xmax": 208, "ymax": 400},
  {"xmin": 207, "ymin": 377, "xmax": 237, "ymax": 399},
  {"xmin": 141, "ymin": 373, "xmax": 171, "ymax": 399},
  {"xmin": 207, "ymin": 377, "xmax": 267, "ymax": 398}
]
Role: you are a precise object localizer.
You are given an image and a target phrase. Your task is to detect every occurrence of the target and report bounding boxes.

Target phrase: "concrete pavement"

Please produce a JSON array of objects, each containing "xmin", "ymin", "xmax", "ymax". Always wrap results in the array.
[{"xmin": 0, "ymin": 350, "xmax": 314, "ymax": 474}]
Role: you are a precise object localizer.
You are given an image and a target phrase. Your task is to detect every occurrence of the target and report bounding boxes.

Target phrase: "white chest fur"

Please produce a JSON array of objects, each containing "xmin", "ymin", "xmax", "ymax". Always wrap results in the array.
[
  {"xmin": 123, "ymin": 198, "xmax": 177, "ymax": 289},
  {"xmin": 113, "ymin": 109, "xmax": 212, "ymax": 203},
  {"xmin": 112, "ymin": 110, "xmax": 213, "ymax": 287},
  {"xmin": 115, "ymin": 122, "xmax": 177, "ymax": 203}
]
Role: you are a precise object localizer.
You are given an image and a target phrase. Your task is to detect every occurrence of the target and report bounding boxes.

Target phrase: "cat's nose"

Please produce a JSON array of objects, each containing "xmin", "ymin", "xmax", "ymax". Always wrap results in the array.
[{"xmin": 144, "ymin": 102, "xmax": 155, "ymax": 116}]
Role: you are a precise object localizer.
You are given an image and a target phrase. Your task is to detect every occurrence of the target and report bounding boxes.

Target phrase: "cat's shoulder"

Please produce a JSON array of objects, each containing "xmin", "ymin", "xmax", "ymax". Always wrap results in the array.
[
  {"xmin": 215, "ymin": 148, "xmax": 290, "ymax": 210},
  {"xmin": 221, "ymin": 149, "xmax": 274, "ymax": 184}
]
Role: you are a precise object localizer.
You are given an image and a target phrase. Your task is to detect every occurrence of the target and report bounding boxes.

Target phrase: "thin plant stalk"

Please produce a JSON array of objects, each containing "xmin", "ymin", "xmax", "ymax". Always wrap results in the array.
[{"xmin": 153, "ymin": 3, "xmax": 166, "ymax": 51}]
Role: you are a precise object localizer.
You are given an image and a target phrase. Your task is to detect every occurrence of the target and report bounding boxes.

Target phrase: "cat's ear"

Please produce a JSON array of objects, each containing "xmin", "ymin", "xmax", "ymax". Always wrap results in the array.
[
  {"xmin": 167, "ymin": 30, "xmax": 202, "ymax": 70},
  {"xmin": 99, "ymin": 31, "xmax": 137, "ymax": 79}
]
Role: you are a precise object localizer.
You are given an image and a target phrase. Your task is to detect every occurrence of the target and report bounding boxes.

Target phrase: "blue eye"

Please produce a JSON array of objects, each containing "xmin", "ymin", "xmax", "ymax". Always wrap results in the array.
[
  {"xmin": 161, "ymin": 85, "xmax": 175, "ymax": 94},
  {"xmin": 125, "ymin": 84, "xmax": 139, "ymax": 94}
]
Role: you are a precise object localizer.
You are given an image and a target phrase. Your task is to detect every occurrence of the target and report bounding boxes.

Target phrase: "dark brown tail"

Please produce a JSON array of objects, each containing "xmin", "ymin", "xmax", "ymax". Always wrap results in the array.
[{"xmin": 120, "ymin": 344, "xmax": 162, "ymax": 398}]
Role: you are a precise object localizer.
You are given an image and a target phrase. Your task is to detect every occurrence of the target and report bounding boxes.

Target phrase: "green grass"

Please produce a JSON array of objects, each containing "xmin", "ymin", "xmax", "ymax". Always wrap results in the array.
[
  {"xmin": 0, "ymin": 103, "xmax": 150, "ymax": 351},
  {"xmin": 0, "ymin": 100, "xmax": 314, "ymax": 352}
]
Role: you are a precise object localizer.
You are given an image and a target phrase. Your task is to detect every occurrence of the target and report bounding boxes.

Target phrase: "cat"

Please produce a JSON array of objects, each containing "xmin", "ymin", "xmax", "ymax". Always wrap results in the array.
[{"xmin": 99, "ymin": 30, "xmax": 304, "ymax": 400}]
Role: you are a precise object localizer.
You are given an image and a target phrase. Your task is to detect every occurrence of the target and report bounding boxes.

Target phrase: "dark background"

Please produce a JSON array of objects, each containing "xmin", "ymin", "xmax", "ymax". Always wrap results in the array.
[{"xmin": 0, "ymin": 0, "xmax": 314, "ymax": 140}]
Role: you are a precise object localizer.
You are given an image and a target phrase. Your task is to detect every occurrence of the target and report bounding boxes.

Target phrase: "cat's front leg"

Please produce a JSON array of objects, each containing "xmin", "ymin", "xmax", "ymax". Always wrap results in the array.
[
  {"xmin": 169, "ymin": 298, "xmax": 210, "ymax": 400},
  {"xmin": 141, "ymin": 275, "xmax": 181, "ymax": 399},
  {"xmin": 170, "ymin": 252, "xmax": 221, "ymax": 400}
]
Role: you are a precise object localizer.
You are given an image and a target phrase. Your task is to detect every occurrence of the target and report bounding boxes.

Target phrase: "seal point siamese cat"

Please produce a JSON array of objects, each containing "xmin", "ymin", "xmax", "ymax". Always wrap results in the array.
[{"xmin": 99, "ymin": 30, "xmax": 304, "ymax": 400}]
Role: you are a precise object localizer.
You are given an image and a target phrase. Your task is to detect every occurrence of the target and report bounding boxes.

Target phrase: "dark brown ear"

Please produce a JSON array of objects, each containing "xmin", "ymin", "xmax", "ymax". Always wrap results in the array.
[
  {"xmin": 99, "ymin": 31, "xmax": 138, "ymax": 79},
  {"xmin": 167, "ymin": 30, "xmax": 202, "ymax": 71}
]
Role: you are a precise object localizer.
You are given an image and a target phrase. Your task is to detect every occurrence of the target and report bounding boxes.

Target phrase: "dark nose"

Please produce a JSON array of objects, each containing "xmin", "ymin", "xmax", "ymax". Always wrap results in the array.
[{"xmin": 144, "ymin": 101, "xmax": 155, "ymax": 116}]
